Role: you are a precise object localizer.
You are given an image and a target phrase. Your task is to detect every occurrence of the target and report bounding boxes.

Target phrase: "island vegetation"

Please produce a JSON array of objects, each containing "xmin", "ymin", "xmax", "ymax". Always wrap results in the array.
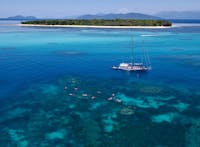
[{"xmin": 21, "ymin": 19, "xmax": 172, "ymax": 26}]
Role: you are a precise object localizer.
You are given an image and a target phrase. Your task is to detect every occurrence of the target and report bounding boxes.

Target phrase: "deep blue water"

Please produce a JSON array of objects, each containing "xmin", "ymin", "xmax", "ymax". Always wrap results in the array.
[
  {"xmin": 0, "ymin": 21, "xmax": 200, "ymax": 146},
  {"xmin": 170, "ymin": 19, "xmax": 200, "ymax": 23},
  {"xmin": 0, "ymin": 22, "xmax": 200, "ymax": 97}
]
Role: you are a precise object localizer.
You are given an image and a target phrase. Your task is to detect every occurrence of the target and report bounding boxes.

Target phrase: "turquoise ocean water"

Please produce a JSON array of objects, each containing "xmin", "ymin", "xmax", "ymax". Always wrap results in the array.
[{"xmin": 0, "ymin": 21, "xmax": 200, "ymax": 146}]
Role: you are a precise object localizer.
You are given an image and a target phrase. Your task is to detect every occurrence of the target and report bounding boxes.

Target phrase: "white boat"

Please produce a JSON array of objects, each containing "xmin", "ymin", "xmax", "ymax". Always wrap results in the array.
[{"xmin": 112, "ymin": 40, "xmax": 151, "ymax": 72}]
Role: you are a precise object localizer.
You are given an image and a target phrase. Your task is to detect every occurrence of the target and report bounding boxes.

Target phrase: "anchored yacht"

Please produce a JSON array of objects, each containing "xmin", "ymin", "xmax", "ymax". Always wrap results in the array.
[{"xmin": 112, "ymin": 40, "xmax": 151, "ymax": 72}]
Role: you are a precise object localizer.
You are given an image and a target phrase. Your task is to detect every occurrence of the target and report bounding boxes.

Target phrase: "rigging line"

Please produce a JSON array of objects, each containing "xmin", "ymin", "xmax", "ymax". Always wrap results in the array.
[
  {"xmin": 143, "ymin": 41, "xmax": 148, "ymax": 66},
  {"xmin": 144, "ymin": 49, "xmax": 148, "ymax": 66},
  {"xmin": 146, "ymin": 44, "xmax": 151, "ymax": 67},
  {"xmin": 144, "ymin": 47, "xmax": 148, "ymax": 66},
  {"xmin": 141, "ymin": 41, "xmax": 143, "ymax": 64},
  {"xmin": 143, "ymin": 41, "xmax": 150, "ymax": 67},
  {"xmin": 142, "ymin": 40, "xmax": 146, "ymax": 65},
  {"xmin": 130, "ymin": 37, "xmax": 134, "ymax": 64},
  {"xmin": 141, "ymin": 40, "xmax": 145, "ymax": 65}
]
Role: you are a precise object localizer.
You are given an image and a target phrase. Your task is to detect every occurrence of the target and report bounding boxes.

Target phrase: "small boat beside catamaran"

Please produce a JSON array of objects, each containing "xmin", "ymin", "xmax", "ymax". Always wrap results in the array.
[{"xmin": 112, "ymin": 40, "xmax": 152, "ymax": 72}]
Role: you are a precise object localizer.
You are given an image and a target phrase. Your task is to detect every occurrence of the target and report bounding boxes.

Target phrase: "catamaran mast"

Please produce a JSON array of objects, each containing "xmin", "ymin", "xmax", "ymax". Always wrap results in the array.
[
  {"xmin": 112, "ymin": 37, "xmax": 151, "ymax": 71},
  {"xmin": 143, "ymin": 42, "xmax": 151, "ymax": 68},
  {"xmin": 146, "ymin": 48, "xmax": 151, "ymax": 68},
  {"xmin": 131, "ymin": 38, "xmax": 134, "ymax": 64},
  {"xmin": 142, "ymin": 41, "xmax": 145, "ymax": 65}
]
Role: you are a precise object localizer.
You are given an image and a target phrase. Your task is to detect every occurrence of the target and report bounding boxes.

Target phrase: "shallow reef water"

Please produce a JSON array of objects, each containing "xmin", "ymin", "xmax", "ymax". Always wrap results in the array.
[
  {"xmin": 0, "ymin": 75, "xmax": 200, "ymax": 147},
  {"xmin": 0, "ymin": 21, "xmax": 200, "ymax": 146}
]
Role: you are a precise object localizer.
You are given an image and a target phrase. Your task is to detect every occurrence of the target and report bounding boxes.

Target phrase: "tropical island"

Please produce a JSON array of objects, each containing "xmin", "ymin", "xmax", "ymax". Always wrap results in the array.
[{"xmin": 21, "ymin": 19, "xmax": 172, "ymax": 28}]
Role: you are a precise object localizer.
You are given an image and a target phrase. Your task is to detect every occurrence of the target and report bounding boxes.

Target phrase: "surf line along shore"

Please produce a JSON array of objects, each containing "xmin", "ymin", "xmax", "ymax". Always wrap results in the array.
[{"xmin": 18, "ymin": 24, "xmax": 173, "ymax": 29}]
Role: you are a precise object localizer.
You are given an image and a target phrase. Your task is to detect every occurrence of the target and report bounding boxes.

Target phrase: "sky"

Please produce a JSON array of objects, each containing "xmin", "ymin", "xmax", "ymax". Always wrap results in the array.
[{"xmin": 0, "ymin": 0, "xmax": 200, "ymax": 18}]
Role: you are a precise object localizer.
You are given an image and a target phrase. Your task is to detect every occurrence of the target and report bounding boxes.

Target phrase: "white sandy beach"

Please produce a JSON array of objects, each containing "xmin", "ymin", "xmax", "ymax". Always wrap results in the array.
[{"xmin": 18, "ymin": 24, "xmax": 172, "ymax": 29}]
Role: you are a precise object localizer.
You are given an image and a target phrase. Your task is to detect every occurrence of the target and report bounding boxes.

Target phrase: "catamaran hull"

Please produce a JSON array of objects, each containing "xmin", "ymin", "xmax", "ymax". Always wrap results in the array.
[{"xmin": 112, "ymin": 66, "xmax": 151, "ymax": 72}]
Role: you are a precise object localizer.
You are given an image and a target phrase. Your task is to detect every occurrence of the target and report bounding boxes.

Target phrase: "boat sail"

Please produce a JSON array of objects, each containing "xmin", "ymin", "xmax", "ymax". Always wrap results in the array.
[{"xmin": 112, "ymin": 40, "xmax": 151, "ymax": 72}]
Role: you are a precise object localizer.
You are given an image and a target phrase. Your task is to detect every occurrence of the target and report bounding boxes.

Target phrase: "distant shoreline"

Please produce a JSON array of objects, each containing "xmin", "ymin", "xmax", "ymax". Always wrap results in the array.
[{"xmin": 18, "ymin": 24, "xmax": 172, "ymax": 29}]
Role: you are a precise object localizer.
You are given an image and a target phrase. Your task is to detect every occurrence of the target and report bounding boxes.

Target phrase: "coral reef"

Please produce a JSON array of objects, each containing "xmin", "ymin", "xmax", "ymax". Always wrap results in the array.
[
  {"xmin": 185, "ymin": 119, "xmax": 200, "ymax": 147},
  {"xmin": 120, "ymin": 107, "xmax": 135, "ymax": 115},
  {"xmin": 0, "ymin": 75, "xmax": 199, "ymax": 146},
  {"xmin": 151, "ymin": 112, "xmax": 180, "ymax": 123}
]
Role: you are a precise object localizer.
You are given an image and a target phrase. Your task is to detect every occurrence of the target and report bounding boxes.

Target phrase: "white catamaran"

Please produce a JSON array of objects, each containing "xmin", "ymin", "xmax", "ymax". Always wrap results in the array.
[{"xmin": 112, "ymin": 40, "xmax": 151, "ymax": 72}]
